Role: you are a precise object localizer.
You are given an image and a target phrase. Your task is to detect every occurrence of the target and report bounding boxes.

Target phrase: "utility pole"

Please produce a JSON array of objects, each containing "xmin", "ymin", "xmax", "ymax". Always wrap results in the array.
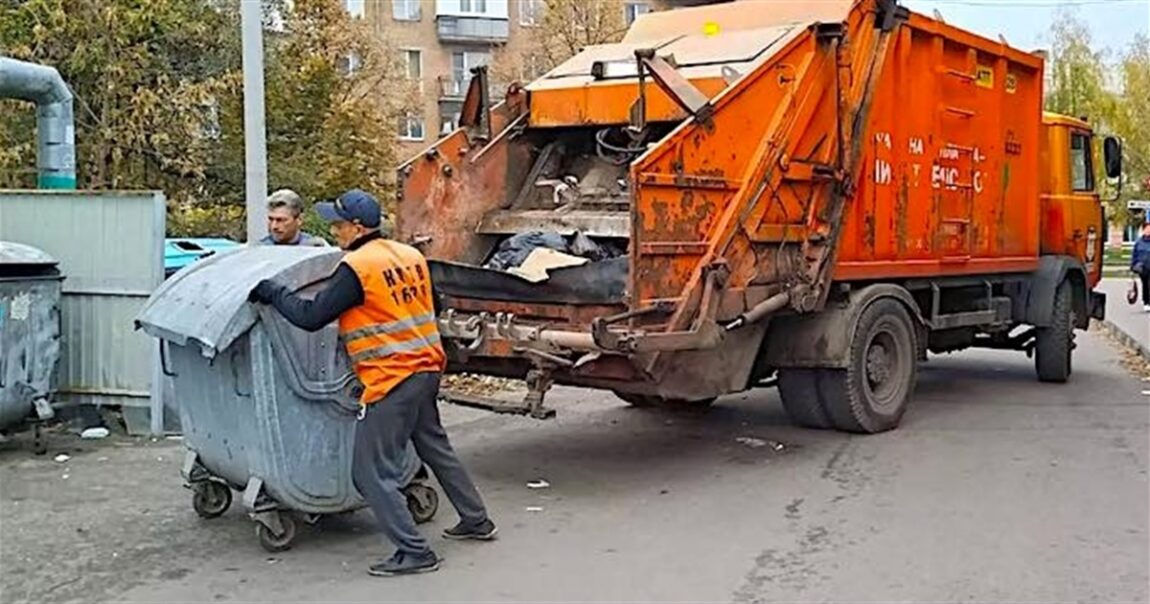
[{"xmin": 241, "ymin": 0, "xmax": 268, "ymax": 243}]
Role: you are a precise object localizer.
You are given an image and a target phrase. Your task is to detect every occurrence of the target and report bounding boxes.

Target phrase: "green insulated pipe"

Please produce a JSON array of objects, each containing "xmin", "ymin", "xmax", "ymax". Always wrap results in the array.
[{"xmin": 0, "ymin": 57, "xmax": 76, "ymax": 190}]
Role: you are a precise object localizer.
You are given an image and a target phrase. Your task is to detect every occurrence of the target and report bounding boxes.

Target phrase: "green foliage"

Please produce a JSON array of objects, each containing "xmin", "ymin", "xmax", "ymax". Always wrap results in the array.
[
  {"xmin": 1044, "ymin": 12, "xmax": 1150, "ymax": 228},
  {"xmin": 1044, "ymin": 11, "xmax": 1111, "ymax": 120},
  {"xmin": 1104, "ymin": 243, "xmax": 1132, "ymax": 266},
  {"xmin": 1110, "ymin": 34, "xmax": 1150, "ymax": 208},
  {"xmin": 0, "ymin": 0, "xmax": 236, "ymax": 191},
  {"xmin": 0, "ymin": 0, "xmax": 409, "ymax": 239}
]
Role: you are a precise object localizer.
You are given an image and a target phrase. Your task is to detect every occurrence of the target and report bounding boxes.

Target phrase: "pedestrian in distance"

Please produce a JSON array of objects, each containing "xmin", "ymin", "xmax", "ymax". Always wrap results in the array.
[
  {"xmin": 248, "ymin": 189, "xmax": 497, "ymax": 576},
  {"xmin": 1131, "ymin": 221, "xmax": 1150, "ymax": 312}
]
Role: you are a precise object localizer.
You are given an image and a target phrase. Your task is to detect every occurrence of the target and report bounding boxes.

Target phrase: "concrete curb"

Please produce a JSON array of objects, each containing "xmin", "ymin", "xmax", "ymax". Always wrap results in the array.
[{"xmin": 1098, "ymin": 319, "xmax": 1150, "ymax": 363}]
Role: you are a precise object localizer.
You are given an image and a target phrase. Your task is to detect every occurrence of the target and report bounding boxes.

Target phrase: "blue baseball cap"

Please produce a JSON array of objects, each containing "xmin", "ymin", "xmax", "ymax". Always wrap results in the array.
[{"xmin": 315, "ymin": 189, "xmax": 382, "ymax": 228}]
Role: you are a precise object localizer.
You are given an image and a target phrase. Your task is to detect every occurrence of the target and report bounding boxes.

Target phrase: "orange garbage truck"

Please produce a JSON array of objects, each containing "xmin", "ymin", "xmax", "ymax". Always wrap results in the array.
[{"xmin": 395, "ymin": 0, "xmax": 1123, "ymax": 433}]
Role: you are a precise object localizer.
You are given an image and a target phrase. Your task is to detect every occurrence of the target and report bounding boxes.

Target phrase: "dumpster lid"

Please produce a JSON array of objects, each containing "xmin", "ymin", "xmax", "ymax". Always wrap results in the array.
[
  {"xmin": 135, "ymin": 245, "xmax": 343, "ymax": 358},
  {"xmin": 0, "ymin": 241, "xmax": 58, "ymax": 267}
]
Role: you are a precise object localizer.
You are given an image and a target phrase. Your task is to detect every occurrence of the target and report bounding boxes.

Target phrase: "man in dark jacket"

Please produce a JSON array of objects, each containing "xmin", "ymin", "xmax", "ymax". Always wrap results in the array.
[
  {"xmin": 1131, "ymin": 222, "xmax": 1150, "ymax": 311},
  {"xmin": 248, "ymin": 190, "xmax": 496, "ymax": 577}
]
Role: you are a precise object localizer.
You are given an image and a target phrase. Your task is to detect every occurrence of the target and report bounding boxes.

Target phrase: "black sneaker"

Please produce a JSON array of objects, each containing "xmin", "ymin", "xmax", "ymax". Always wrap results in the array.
[
  {"xmin": 443, "ymin": 518, "xmax": 498, "ymax": 541},
  {"xmin": 368, "ymin": 550, "xmax": 440, "ymax": 576}
]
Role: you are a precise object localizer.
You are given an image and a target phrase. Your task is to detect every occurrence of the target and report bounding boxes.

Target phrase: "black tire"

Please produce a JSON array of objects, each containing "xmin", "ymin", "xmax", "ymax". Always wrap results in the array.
[
  {"xmin": 777, "ymin": 368, "xmax": 833, "ymax": 429},
  {"xmin": 1035, "ymin": 280, "xmax": 1073, "ymax": 383},
  {"xmin": 256, "ymin": 514, "xmax": 296, "ymax": 553},
  {"xmin": 192, "ymin": 481, "xmax": 232, "ymax": 519},
  {"xmin": 818, "ymin": 298, "xmax": 918, "ymax": 434},
  {"xmin": 404, "ymin": 483, "xmax": 439, "ymax": 525},
  {"xmin": 615, "ymin": 392, "xmax": 658, "ymax": 407},
  {"xmin": 614, "ymin": 392, "xmax": 716, "ymax": 408}
]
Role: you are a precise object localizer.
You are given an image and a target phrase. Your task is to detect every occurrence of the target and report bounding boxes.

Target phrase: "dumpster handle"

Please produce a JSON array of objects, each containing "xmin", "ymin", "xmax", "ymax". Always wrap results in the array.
[
  {"xmin": 230, "ymin": 349, "xmax": 252, "ymax": 397},
  {"xmin": 159, "ymin": 341, "xmax": 177, "ymax": 377}
]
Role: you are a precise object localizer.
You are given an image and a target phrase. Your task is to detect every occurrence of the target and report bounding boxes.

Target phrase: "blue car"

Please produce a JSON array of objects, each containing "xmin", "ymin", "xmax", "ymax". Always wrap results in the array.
[{"xmin": 165, "ymin": 238, "xmax": 241, "ymax": 278}]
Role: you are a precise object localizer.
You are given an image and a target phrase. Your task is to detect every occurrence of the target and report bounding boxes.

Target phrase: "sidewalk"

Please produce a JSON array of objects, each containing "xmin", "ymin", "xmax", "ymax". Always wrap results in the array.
[{"xmin": 1098, "ymin": 278, "xmax": 1150, "ymax": 359}]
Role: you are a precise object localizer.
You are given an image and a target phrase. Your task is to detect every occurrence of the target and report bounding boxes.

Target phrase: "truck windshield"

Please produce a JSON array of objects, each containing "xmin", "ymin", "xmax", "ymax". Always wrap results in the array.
[{"xmin": 1070, "ymin": 132, "xmax": 1095, "ymax": 192}]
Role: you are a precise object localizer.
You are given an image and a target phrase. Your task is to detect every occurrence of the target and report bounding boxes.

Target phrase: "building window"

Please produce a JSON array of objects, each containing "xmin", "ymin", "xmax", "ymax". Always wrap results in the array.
[
  {"xmin": 460, "ymin": 0, "xmax": 488, "ymax": 13},
  {"xmin": 394, "ymin": 0, "xmax": 421, "ymax": 21},
  {"xmin": 624, "ymin": 1, "xmax": 651, "ymax": 25},
  {"xmin": 1070, "ymin": 132, "xmax": 1095, "ymax": 192},
  {"xmin": 520, "ymin": 53, "xmax": 546, "ymax": 81},
  {"xmin": 345, "ymin": 0, "xmax": 365, "ymax": 19},
  {"xmin": 403, "ymin": 49, "xmax": 422, "ymax": 80},
  {"xmin": 399, "ymin": 114, "xmax": 426, "ymax": 140},
  {"xmin": 339, "ymin": 52, "xmax": 362, "ymax": 76},
  {"xmin": 450, "ymin": 50, "xmax": 490, "ymax": 95},
  {"xmin": 520, "ymin": 0, "xmax": 542, "ymax": 25},
  {"xmin": 441, "ymin": 111, "xmax": 462, "ymax": 137}
]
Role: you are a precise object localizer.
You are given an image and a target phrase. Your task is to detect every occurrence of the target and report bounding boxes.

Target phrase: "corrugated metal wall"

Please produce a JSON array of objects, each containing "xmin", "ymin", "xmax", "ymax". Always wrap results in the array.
[{"xmin": 0, "ymin": 191, "xmax": 165, "ymax": 434}]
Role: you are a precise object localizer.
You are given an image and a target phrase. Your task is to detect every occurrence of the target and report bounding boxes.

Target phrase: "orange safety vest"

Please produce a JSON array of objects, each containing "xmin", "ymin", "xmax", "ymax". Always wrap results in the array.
[{"xmin": 338, "ymin": 238, "xmax": 446, "ymax": 405}]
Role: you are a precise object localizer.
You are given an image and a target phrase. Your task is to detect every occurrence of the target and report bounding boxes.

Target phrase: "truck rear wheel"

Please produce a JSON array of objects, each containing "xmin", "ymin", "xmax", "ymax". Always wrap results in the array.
[
  {"xmin": 777, "ymin": 369, "xmax": 833, "ymax": 429},
  {"xmin": 817, "ymin": 298, "xmax": 918, "ymax": 434},
  {"xmin": 1035, "ymin": 280, "xmax": 1073, "ymax": 383}
]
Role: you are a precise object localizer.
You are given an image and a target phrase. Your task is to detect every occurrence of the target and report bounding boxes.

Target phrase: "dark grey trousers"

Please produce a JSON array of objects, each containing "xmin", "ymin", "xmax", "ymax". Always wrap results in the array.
[{"xmin": 351, "ymin": 371, "xmax": 488, "ymax": 556}]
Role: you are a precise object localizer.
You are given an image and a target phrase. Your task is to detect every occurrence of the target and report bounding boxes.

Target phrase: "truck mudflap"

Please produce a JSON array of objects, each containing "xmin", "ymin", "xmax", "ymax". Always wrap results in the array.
[{"xmin": 1089, "ymin": 290, "xmax": 1106, "ymax": 322}]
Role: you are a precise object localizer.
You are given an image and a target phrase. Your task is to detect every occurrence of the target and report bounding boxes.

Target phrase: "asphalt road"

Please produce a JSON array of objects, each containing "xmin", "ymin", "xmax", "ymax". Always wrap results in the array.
[{"xmin": 1, "ymin": 331, "xmax": 1147, "ymax": 603}]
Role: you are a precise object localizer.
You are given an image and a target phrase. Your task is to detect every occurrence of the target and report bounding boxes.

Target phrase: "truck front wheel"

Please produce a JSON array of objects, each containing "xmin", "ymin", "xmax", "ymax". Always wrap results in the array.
[
  {"xmin": 1034, "ymin": 279, "xmax": 1074, "ymax": 383},
  {"xmin": 817, "ymin": 298, "xmax": 918, "ymax": 434}
]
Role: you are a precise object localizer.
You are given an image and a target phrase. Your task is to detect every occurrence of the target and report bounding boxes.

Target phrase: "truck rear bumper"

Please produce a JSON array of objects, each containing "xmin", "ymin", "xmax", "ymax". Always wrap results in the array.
[{"xmin": 1090, "ymin": 291, "xmax": 1106, "ymax": 322}]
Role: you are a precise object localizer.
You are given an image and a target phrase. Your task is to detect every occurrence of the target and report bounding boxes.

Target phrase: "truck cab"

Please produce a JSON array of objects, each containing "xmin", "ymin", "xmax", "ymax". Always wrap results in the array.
[{"xmin": 1040, "ymin": 113, "xmax": 1123, "ymax": 289}]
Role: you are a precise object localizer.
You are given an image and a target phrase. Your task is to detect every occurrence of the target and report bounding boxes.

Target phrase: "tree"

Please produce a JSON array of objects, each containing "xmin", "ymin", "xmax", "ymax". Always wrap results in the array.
[
  {"xmin": 1044, "ymin": 10, "xmax": 1112, "ymax": 120},
  {"xmin": 493, "ymin": 0, "xmax": 629, "ymax": 85},
  {"xmin": 0, "ymin": 0, "xmax": 413, "ymax": 239},
  {"xmin": 1041, "ymin": 10, "xmax": 1132, "ymax": 221},
  {"xmin": 1110, "ymin": 34, "xmax": 1150, "ymax": 213},
  {"xmin": 0, "ymin": 0, "xmax": 237, "ymax": 192},
  {"xmin": 193, "ymin": 0, "xmax": 415, "ymax": 238}
]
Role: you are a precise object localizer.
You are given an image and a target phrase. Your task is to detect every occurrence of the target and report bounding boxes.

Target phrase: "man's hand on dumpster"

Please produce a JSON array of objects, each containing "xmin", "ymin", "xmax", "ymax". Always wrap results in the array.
[{"xmin": 248, "ymin": 279, "xmax": 280, "ymax": 304}]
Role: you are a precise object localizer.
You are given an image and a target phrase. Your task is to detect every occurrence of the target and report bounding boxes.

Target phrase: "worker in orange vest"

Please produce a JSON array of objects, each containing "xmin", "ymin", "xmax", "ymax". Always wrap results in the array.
[{"xmin": 248, "ymin": 189, "xmax": 496, "ymax": 577}]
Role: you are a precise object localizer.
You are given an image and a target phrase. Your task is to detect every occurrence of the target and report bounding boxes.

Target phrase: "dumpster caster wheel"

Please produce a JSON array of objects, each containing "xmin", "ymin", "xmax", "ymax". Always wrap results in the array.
[
  {"xmin": 192, "ymin": 481, "xmax": 232, "ymax": 519},
  {"xmin": 256, "ymin": 514, "xmax": 297, "ymax": 553},
  {"xmin": 404, "ymin": 484, "xmax": 439, "ymax": 524}
]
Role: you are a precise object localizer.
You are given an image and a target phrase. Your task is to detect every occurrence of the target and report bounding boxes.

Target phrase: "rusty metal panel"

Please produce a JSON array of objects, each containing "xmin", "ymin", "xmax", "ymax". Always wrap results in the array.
[
  {"xmin": 0, "ymin": 191, "xmax": 165, "ymax": 434},
  {"xmin": 833, "ymin": 12, "xmax": 1043, "ymax": 279},
  {"xmin": 396, "ymin": 93, "xmax": 533, "ymax": 265}
]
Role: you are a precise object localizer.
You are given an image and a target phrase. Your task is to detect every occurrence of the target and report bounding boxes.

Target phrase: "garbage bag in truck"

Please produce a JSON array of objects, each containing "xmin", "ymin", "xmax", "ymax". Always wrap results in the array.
[{"xmin": 135, "ymin": 245, "xmax": 439, "ymax": 552}]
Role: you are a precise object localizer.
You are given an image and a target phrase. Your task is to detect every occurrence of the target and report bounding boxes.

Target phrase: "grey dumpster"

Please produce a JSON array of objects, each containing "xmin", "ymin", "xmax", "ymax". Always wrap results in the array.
[
  {"xmin": 135, "ymin": 245, "xmax": 438, "ymax": 552},
  {"xmin": 0, "ymin": 242, "xmax": 62, "ymax": 435}
]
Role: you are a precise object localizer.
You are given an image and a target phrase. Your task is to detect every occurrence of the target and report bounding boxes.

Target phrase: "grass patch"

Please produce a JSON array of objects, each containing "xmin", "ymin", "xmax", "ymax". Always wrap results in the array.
[{"xmin": 1105, "ymin": 246, "xmax": 1132, "ymax": 266}]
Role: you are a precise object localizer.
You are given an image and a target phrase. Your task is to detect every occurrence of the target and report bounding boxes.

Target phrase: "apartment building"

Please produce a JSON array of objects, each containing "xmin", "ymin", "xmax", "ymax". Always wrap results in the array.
[{"xmin": 355, "ymin": 0, "xmax": 656, "ymax": 156}]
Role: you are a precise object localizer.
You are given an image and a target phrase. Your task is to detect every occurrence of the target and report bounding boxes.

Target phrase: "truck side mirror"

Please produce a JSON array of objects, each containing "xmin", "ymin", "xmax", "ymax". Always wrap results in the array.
[{"xmin": 1103, "ymin": 136, "xmax": 1123, "ymax": 180}]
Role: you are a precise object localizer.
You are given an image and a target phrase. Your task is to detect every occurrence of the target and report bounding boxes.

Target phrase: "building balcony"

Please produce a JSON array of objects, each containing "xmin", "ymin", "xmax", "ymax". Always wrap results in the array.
[
  {"xmin": 436, "ymin": 15, "xmax": 509, "ymax": 43},
  {"xmin": 438, "ymin": 76, "xmax": 468, "ymax": 100}
]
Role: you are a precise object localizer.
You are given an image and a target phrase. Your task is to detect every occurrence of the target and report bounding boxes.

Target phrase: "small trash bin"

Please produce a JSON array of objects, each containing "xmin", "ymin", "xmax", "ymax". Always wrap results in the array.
[
  {"xmin": 0, "ymin": 242, "xmax": 63, "ymax": 437},
  {"xmin": 135, "ymin": 246, "xmax": 438, "ymax": 552}
]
